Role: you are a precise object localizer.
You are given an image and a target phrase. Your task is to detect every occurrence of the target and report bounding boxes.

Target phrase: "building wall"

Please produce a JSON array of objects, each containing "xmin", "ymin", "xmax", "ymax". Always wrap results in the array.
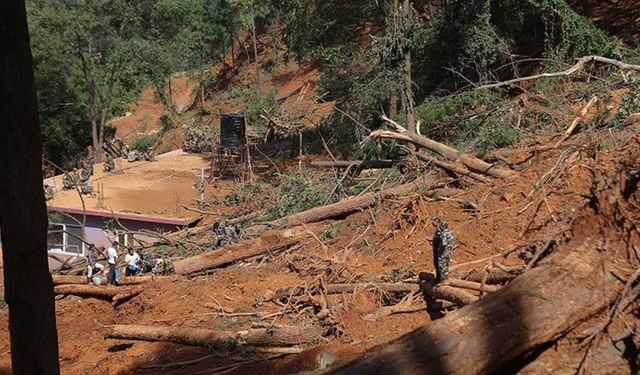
[{"xmin": 48, "ymin": 213, "xmax": 185, "ymax": 271}]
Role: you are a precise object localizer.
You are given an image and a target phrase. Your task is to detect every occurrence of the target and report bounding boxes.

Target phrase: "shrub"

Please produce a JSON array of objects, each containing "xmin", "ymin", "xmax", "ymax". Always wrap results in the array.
[
  {"xmin": 228, "ymin": 87, "xmax": 279, "ymax": 135},
  {"xmin": 265, "ymin": 166, "xmax": 335, "ymax": 220},
  {"xmin": 131, "ymin": 133, "xmax": 159, "ymax": 152}
]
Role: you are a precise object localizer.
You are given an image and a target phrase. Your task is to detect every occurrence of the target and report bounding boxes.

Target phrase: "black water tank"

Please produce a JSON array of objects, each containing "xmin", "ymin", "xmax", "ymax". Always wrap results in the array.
[{"xmin": 220, "ymin": 114, "xmax": 246, "ymax": 149}]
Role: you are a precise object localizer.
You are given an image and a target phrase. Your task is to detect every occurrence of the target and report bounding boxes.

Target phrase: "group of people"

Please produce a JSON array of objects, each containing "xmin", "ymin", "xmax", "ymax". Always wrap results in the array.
[{"xmin": 85, "ymin": 241, "xmax": 143, "ymax": 285}]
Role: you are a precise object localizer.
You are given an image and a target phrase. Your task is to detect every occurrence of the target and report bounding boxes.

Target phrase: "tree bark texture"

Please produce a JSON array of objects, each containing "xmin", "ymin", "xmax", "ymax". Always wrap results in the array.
[
  {"xmin": 54, "ymin": 284, "xmax": 143, "ymax": 304},
  {"xmin": 107, "ymin": 324, "xmax": 326, "ymax": 347},
  {"xmin": 173, "ymin": 226, "xmax": 315, "ymax": 275},
  {"xmin": 369, "ymin": 130, "xmax": 515, "ymax": 179},
  {"xmin": 0, "ymin": 2, "xmax": 60, "ymax": 372},
  {"xmin": 52, "ymin": 274, "xmax": 156, "ymax": 286},
  {"xmin": 328, "ymin": 238, "xmax": 623, "ymax": 374}
]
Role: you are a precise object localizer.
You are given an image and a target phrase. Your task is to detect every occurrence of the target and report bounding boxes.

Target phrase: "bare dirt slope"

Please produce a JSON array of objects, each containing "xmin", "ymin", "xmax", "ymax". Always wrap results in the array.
[{"xmin": 2, "ymin": 121, "xmax": 638, "ymax": 374}]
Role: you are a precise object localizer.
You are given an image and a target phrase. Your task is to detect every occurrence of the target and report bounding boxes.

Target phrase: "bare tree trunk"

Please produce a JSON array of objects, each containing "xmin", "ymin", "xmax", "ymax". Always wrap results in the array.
[
  {"xmin": 272, "ymin": 14, "xmax": 279, "ymax": 70},
  {"xmin": 0, "ymin": 2, "xmax": 60, "ymax": 372},
  {"xmin": 91, "ymin": 118, "xmax": 99, "ymax": 163},
  {"xmin": 251, "ymin": 15, "xmax": 261, "ymax": 86},
  {"xmin": 403, "ymin": 0, "xmax": 415, "ymax": 134},
  {"xmin": 108, "ymin": 324, "xmax": 327, "ymax": 347},
  {"xmin": 230, "ymin": 29, "xmax": 235, "ymax": 68},
  {"xmin": 405, "ymin": 51, "xmax": 415, "ymax": 133},
  {"xmin": 173, "ymin": 225, "xmax": 315, "ymax": 275},
  {"xmin": 389, "ymin": 90, "xmax": 398, "ymax": 119},
  {"xmin": 96, "ymin": 107, "xmax": 108, "ymax": 163}
]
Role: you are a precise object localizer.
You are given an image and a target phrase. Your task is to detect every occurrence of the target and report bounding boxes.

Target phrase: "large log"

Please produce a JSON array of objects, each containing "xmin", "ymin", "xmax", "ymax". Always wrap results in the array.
[
  {"xmin": 368, "ymin": 129, "xmax": 515, "ymax": 179},
  {"xmin": 251, "ymin": 175, "xmax": 435, "ymax": 230},
  {"xmin": 173, "ymin": 226, "xmax": 314, "ymax": 275},
  {"xmin": 54, "ymin": 284, "xmax": 143, "ymax": 303},
  {"xmin": 107, "ymin": 324, "xmax": 326, "ymax": 347},
  {"xmin": 327, "ymin": 237, "xmax": 624, "ymax": 374},
  {"xmin": 270, "ymin": 281, "xmax": 479, "ymax": 306},
  {"xmin": 52, "ymin": 274, "xmax": 156, "ymax": 285},
  {"xmin": 268, "ymin": 283, "xmax": 420, "ymax": 301}
]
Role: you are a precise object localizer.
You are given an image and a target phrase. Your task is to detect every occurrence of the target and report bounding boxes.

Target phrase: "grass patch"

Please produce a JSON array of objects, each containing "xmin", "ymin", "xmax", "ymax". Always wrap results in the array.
[
  {"xmin": 130, "ymin": 133, "xmax": 160, "ymax": 152},
  {"xmin": 321, "ymin": 222, "xmax": 343, "ymax": 240}
]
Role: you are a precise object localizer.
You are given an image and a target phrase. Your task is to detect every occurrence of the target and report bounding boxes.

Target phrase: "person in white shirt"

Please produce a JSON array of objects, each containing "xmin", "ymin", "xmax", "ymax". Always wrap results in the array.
[
  {"xmin": 124, "ymin": 248, "xmax": 141, "ymax": 276},
  {"xmin": 107, "ymin": 241, "xmax": 119, "ymax": 285}
]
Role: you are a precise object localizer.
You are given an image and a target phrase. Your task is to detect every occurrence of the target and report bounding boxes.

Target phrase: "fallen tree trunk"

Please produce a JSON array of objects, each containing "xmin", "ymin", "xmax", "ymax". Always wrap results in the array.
[
  {"xmin": 250, "ymin": 175, "xmax": 435, "ymax": 230},
  {"xmin": 368, "ymin": 129, "xmax": 515, "ymax": 179},
  {"xmin": 310, "ymin": 160, "xmax": 397, "ymax": 169},
  {"xmin": 268, "ymin": 282, "xmax": 421, "ymax": 301},
  {"xmin": 461, "ymin": 267, "xmax": 521, "ymax": 284},
  {"xmin": 173, "ymin": 226, "xmax": 315, "ymax": 275},
  {"xmin": 270, "ymin": 280, "xmax": 479, "ymax": 306},
  {"xmin": 52, "ymin": 274, "xmax": 156, "ymax": 285},
  {"xmin": 328, "ymin": 237, "xmax": 624, "ymax": 374},
  {"xmin": 420, "ymin": 282, "xmax": 478, "ymax": 306},
  {"xmin": 107, "ymin": 324, "xmax": 326, "ymax": 347},
  {"xmin": 419, "ymin": 273, "xmax": 500, "ymax": 293},
  {"xmin": 409, "ymin": 151, "xmax": 490, "ymax": 183},
  {"xmin": 54, "ymin": 284, "xmax": 143, "ymax": 303}
]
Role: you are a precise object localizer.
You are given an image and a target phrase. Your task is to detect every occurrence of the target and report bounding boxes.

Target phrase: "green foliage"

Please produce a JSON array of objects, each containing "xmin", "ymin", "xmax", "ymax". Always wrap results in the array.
[
  {"xmin": 320, "ymin": 222, "xmax": 343, "ymax": 240},
  {"xmin": 281, "ymin": 0, "xmax": 382, "ymax": 62},
  {"xmin": 388, "ymin": 268, "xmax": 414, "ymax": 283},
  {"xmin": 413, "ymin": 0, "xmax": 620, "ymax": 96},
  {"xmin": 613, "ymin": 86, "xmax": 640, "ymax": 125},
  {"xmin": 223, "ymin": 183, "xmax": 263, "ymax": 206},
  {"xmin": 28, "ymin": 0, "xmax": 233, "ymax": 164},
  {"xmin": 228, "ymin": 87, "xmax": 279, "ymax": 134},
  {"xmin": 130, "ymin": 133, "xmax": 160, "ymax": 152},
  {"xmin": 415, "ymin": 91, "xmax": 518, "ymax": 154},
  {"xmin": 264, "ymin": 166, "xmax": 335, "ymax": 220}
]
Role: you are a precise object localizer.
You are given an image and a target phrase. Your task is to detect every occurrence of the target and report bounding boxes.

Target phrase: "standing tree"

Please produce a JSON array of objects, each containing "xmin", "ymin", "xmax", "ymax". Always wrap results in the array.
[
  {"xmin": 229, "ymin": 0, "xmax": 271, "ymax": 86},
  {"xmin": 376, "ymin": 0, "xmax": 419, "ymax": 133},
  {"xmin": 0, "ymin": 1, "xmax": 60, "ymax": 373}
]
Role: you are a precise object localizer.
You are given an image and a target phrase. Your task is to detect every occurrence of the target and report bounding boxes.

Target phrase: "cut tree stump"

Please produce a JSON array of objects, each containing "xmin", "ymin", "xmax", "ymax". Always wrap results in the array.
[
  {"xmin": 173, "ymin": 225, "xmax": 317, "ymax": 275},
  {"xmin": 327, "ymin": 237, "xmax": 624, "ymax": 374},
  {"xmin": 54, "ymin": 284, "xmax": 143, "ymax": 304},
  {"xmin": 107, "ymin": 324, "xmax": 327, "ymax": 347}
]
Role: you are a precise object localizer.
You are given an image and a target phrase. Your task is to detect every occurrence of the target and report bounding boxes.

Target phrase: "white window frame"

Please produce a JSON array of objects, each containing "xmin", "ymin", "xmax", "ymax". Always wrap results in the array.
[
  {"xmin": 116, "ymin": 231, "xmax": 135, "ymax": 248},
  {"xmin": 48, "ymin": 223, "xmax": 85, "ymax": 256}
]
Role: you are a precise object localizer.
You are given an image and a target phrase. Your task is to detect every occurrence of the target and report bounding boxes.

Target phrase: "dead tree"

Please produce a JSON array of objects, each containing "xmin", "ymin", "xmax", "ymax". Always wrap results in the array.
[{"xmin": 0, "ymin": 2, "xmax": 60, "ymax": 373}]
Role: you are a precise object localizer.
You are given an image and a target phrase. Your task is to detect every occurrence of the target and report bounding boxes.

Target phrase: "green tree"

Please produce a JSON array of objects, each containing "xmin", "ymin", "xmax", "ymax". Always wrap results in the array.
[{"xmin": 27, "ymin": 0, "xmax": 231, "ymax": 163}]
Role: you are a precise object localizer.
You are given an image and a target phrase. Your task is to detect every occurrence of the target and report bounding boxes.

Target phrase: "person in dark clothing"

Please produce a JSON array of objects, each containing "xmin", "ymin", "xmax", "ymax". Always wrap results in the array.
[{"xmin": 431, "ymin": 216, "xmax": 455, "ymax": 283}]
